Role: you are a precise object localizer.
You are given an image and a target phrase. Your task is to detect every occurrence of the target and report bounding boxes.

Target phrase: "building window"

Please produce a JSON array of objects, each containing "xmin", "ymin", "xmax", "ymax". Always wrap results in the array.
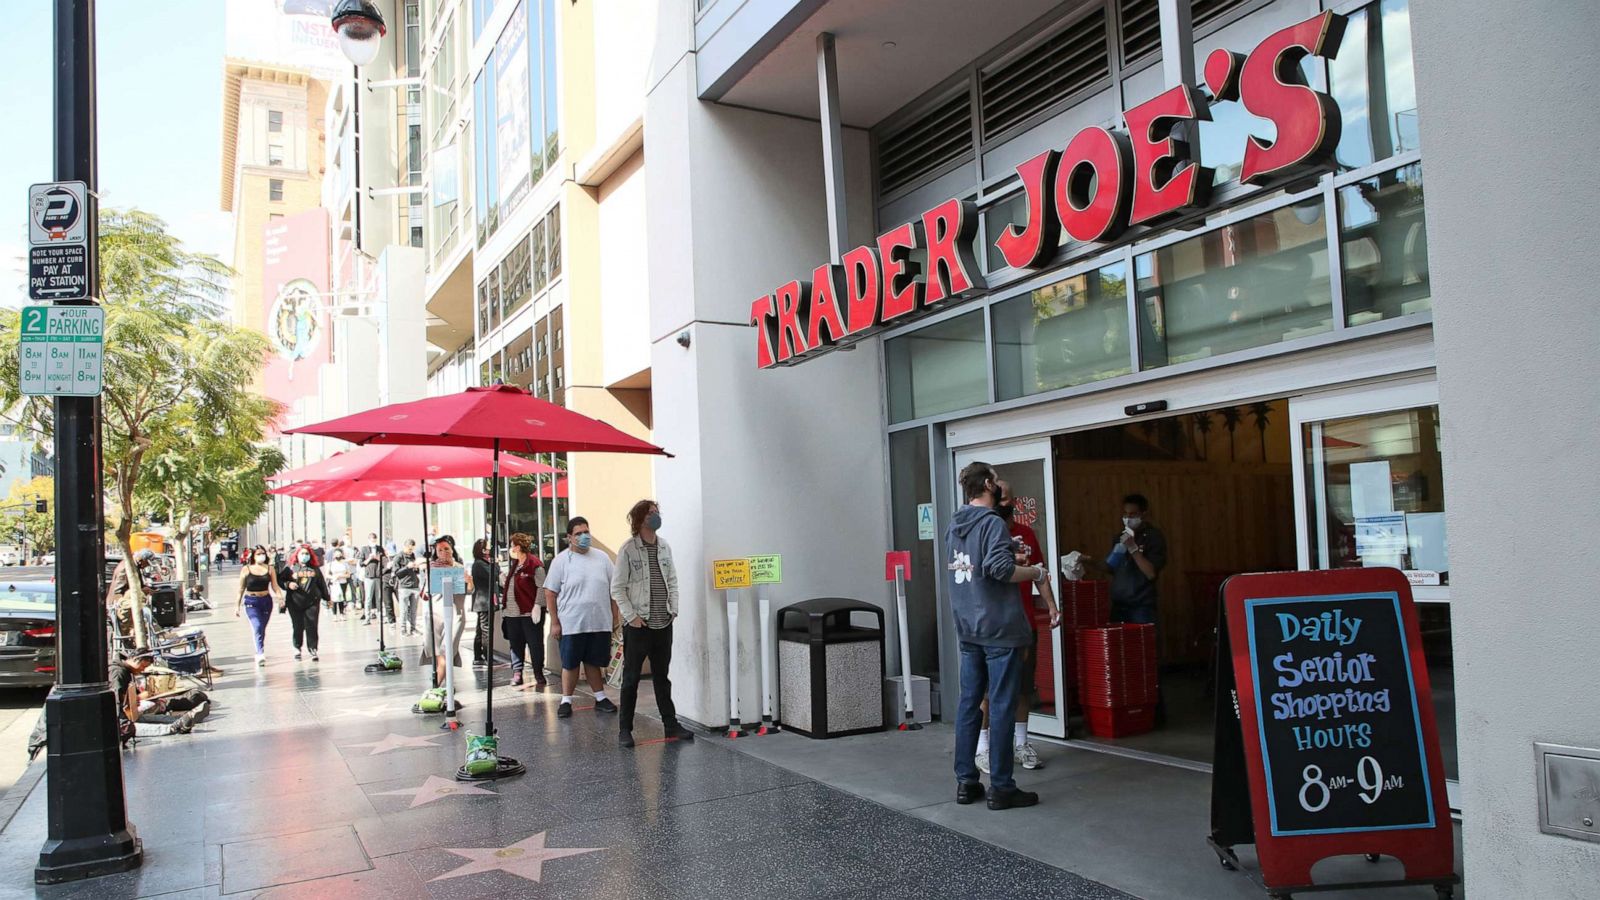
[
  {"xmin": 267, "ymin": 109, "xmax": 283, "ymax": 133},
  {"xmin": 993, "ymin": 260, "xmax": 1131, "ymax": 401},
  {"xmin": 530, "ymin": 220, "xmax": 547, "ymax": 294},
  {"xmin": 411, "ymin": 225, "xmax": 424, "ymax": 247},
  {"xmin": 545, "ymin": 206, "xmax": 561, "ymax": 281},
  {"xmin": 1135, "ymin": 199, "xmax": 1332, "ymax": 370},
  {"xmin": 472, "ymin": 0, "xmax": 559, "ymax": 245},
  {"xmin": 885, "ymin": 310, "xmax": 988, "ymax": 424},
  {"xmin": 407, "ymin": 124, "xmax": 422, "ymax": 185},
  {"xmin": 269, "ymin": 213, "xmax": 284, "ymax": 221},
  {"xmin": 1339, "ymin": 163, "xmax": 1429, "ymax": 325},
  {"xmin": 268, "ymin": 144, "xmax": 284, "ymax": 166},
  {"xmin": 404, "ymin": 0, "xmax": 422, "ymax": 77},
  {"xmin": 269, "ymin": 178, "xmax": 284, "ymax": 201},
  {"xmin": 1331, "ymin": 0, "xmax": 1420, "ymax": 170}
]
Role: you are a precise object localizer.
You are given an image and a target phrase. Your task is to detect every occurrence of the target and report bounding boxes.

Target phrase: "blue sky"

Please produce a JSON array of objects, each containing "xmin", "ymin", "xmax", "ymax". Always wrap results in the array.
[{"xmin": 0, "ymin": 1, "xmax": 229, "ymax": 307}]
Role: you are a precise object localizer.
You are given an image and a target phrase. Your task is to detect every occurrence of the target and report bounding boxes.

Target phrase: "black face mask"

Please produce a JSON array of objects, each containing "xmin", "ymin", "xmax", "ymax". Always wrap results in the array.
[{"xmin": 996, "ymin": 502, "xmax": 1015, "ymax": 522}]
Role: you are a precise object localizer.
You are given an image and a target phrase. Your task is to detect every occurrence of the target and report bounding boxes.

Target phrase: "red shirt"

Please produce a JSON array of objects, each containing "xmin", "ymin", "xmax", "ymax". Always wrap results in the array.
[{"xmin": 1009, "ymin": 520, "xmax": 1043, "ymax": 615}]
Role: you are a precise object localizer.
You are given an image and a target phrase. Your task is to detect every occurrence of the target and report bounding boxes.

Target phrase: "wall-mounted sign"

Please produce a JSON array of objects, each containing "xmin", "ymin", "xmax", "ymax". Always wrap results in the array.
[
  {"xmin": 752, "ymin": 12, "xmax": 1349, "ymax": 369},
  {"xmin": 1209, "ymin": 568, "xmax": 1457, "ymax": 896},
  {"xmin": 749, "ymin": 554, "xmax": 782, "ymax": 585},
  {"xmin": 916, "ymin": 503, "xmax": 935, "ymax": 541},
  {"xmin": 712, "ymin": 558, "xmax": 752, "ymax": 591}
]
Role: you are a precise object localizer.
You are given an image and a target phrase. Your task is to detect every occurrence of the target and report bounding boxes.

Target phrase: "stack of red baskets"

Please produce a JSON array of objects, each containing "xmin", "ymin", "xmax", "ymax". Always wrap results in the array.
[
  {"xmin": 1076, "ymin": 623, "xmax": 1159, "ymax": 737},
  {"xmin": 1042, "ymin": 580, "xmax": 1109, "ymax": 711}
]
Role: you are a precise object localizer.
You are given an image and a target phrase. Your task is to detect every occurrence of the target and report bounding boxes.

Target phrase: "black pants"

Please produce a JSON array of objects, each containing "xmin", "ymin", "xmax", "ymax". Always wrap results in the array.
[
  {"xmin": 501, "ymin": 615, "xmax": 545, "ymax": 679},
  {"xmin": 619, "ymin": 623, "xmax": 678, "ymax": 732},
  {"xmin": 474, "ymin": 611, "xmax": 490, "ymax": 662},
  {"xmin": 287, "ymin": 601, "xmax": 320, "ymax": 651},
  {"xmin": 332, "ymin": 581, "xmax": 351, "ymax": 615}
]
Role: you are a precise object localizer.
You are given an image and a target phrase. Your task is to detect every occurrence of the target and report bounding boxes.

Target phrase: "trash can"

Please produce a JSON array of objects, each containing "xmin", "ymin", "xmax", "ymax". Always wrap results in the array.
[{"xmin": 777, "ymin": 598, "xmax": 886, "ymax": 738}]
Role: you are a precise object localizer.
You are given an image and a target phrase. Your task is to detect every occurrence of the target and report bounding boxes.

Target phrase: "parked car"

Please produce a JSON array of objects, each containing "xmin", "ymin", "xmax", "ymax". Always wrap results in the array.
[
  {"xmin": 0, "ymin": 582, "xmax": 56, "ymax": 687},
  {"xmin": 0, "ymin": 551, "xmax": 19, "ymax": 567},
  {"xmin": 40, "ymin": 553, "xmax": 55, "ymax": 566}
]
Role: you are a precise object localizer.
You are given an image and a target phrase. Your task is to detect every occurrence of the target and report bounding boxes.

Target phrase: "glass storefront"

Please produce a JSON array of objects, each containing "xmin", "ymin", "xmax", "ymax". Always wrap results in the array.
[
  {"xmin": 993, "ymin": 262, "xmax": 1131, "ymax": 400},
  {"xmin": 888, "ymin": 429, "xmax": 939, "ymax": 691},
  {"xmin": 885, "ymin": 310, "xmax": 987, "ymax": 423},
  {"xmin": 1136, "ymin": 200, "xmax": 1332, "ymax": 369},
  {"xmin": 1339, "ymin": 163, "xmax": 1429, "ymax": 325}
]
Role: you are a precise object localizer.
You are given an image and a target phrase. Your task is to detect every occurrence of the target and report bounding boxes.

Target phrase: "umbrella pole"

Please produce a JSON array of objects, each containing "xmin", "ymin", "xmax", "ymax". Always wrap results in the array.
[
  {"xmin": 486, "ymin": 439, "xmax": 500, "ymax": 736},
  {"xmin": 422, "ymin": 483, "xmax": 436, "ymax": 690},
  {"xmin": 377, "ymin": 507, "xmax": 386, "ymax": 653}
]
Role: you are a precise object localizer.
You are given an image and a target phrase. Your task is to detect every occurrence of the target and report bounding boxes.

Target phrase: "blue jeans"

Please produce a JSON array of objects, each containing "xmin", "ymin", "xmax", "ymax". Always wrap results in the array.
[
  {"xmin": 243, "ymin": 595, "xmax": 272, "ymax": 654},
  {"xmin": 954, "ymin": 641, "xmax": 1026, "ymax": 791}
]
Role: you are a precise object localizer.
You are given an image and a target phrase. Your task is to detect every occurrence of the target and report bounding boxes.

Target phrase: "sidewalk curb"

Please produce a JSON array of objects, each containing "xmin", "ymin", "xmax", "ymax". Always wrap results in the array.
[{"xmin": 0, "ymin": 758, "xmax": 45, "ymax": 835}]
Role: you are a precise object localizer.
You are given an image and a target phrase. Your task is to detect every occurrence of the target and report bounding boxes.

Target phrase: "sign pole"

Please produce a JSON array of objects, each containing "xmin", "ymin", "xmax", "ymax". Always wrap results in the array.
[
  {"xmin": 725, "ymin": 589, "xmax": 742, "ymax": 738},
  {"xmin": 36, "ymin": 0, "xmax": 142, "ymax": 885},
  {"xmin": 893, "ymin": 565, "xmax": 921, "ymax": 730},
  {"xmin": 757, "ymin": 590, "xmax": 777, "ymax": 735}
]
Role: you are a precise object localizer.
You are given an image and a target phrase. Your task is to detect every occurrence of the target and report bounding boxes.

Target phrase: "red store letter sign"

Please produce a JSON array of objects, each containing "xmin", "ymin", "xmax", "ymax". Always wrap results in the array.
[{"xmin": 1236, "ymin": 12, "xmax": 1349, "ymax": 185}]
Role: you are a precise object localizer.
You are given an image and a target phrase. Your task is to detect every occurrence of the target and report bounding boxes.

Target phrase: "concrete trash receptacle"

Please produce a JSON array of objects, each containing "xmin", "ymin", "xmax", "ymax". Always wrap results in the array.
[{"xmin": 777, "ymin": 598, "xmax": 886, "ymax": 738}]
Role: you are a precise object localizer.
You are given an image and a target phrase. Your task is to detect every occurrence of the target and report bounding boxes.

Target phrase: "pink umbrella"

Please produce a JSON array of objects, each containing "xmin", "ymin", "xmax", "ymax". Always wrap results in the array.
[
  {"xmin": 269, "ymin": 445, "xmax": 558, "ymax": 483},
  {"xmin": 531, "ymin": 478, "xmax": 568, "ymax": 500},
  {"xmin": 287, "ymin": 385, "xmax": 668, "ymax": 765}
]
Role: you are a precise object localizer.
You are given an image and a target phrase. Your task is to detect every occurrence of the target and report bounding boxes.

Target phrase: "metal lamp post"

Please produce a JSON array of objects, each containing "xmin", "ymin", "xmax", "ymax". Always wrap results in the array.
[{"xmin": 35, "ymin": 0, "xmax": 141, "ymax": 883}]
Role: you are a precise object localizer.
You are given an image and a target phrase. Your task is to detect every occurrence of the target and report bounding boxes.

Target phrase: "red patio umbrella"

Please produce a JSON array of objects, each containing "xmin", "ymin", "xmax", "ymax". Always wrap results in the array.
[
  {"xmin": 269, "ymin": 478, "xmax": 487, "ymax": 677},
  {"xmin": 531, "ymin": 478, "xmax": 568, "ymax": 500},
  {"xmin": 286, "ymin": 385, "xmax": 669, "ymax": 779},
  {"xmin": 269, "ymin": 444, "xmax": 558, "ymax": 483}
]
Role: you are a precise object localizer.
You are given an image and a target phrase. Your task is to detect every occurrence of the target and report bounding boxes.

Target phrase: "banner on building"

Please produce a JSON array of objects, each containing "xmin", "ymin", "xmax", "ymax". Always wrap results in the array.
[
  {"xmin": 226, "ymin": 0, "xmax": 350, "ymax": 80},
  {"xmin": 261, "ymin": 208, "xmax": 331, "ymax": 416},
  {"xmin": 495, "ymin": 2, "xmax": 533, "ymax": 214}
]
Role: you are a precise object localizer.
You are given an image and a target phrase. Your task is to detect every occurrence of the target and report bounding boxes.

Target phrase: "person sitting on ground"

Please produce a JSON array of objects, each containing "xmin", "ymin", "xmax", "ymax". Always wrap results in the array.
[{"xmin": 111, "ymin": 653, "xmax": 211, "ymax": 740}]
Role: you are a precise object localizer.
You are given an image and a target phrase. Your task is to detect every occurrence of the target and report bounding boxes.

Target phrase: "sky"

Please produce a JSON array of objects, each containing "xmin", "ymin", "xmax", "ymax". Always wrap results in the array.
[{"xmin": 0, "ymin": 1, "xmax": 230, "ymax": 308}]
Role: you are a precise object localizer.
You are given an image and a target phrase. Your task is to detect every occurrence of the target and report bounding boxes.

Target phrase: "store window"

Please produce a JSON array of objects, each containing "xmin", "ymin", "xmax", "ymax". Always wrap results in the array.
[
  {"xmin": 1339, "ymin": 163, "xmax": 1429, "ymax": 325},
  {"xmin": 993, "ymin": 260, "xmax": 1130, "ymax": 400},
  {"xmin": 1302, "ymin": 401, "xmax": 1454, "ymax": 780},
  {"xmin": 1135, "ymin": 199, "xmax": 1332, "ymax": 369},
  {"xmin": 1302, "ymin": 404, "xmax": 1446, "ymax": 583},
  {"xmin": 1330, "ymin": 0, "xmax": 1419, "ymax": 170},
  {"xmin": 886, "ymin": 310, "xmax": 988, "ymax": 424}
]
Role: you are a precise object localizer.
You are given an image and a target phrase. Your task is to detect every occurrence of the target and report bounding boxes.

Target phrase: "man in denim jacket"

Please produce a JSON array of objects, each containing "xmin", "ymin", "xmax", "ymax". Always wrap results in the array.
[{"xmin": 610, "ymin": 499, "xmax": 695, "ymax": 748}]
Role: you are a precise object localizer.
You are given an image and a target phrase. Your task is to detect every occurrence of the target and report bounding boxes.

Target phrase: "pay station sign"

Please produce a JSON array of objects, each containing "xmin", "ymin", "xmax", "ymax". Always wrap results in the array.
[
  {"xmin": 28, "ymin": 181, "xmax": 90, "ymax": 301},
  {"xmin": 19, "ymin": 305, "xmax": 104, "ymax": 397}
]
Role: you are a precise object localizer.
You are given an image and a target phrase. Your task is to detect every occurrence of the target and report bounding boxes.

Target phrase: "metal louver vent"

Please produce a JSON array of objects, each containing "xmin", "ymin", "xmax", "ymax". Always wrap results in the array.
[
  {"xmin": 878, "ymin": 89, "xmax": 972, "ymax": 197},
  {"xmin": 1120, "ymin": 0, "xmax": 1249, "ymax": 65},
  {"xmin": 981, "ymin": 8, "xmax": 1109, "ymax": 141}
]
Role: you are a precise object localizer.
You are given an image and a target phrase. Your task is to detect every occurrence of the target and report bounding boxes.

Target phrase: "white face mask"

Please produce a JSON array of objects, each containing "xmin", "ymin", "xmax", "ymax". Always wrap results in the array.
[{"xmin": 1122, "ymin": 516, "xmax": 1142, "ymax": 531}]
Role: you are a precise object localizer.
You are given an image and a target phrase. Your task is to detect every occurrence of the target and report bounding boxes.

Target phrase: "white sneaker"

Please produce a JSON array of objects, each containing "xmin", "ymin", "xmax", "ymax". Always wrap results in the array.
[
  {"xmin": 310, "ymin": 649, "xmax": 319, "ymax": 661},
  {"xmin": 975, "ymin": 749, "xmax": 990, "ymax": 774},
  {"xmin": 293, "ymin": 650, "xmax": 302, "ymax": 660},
  {"xmin": 1018, "ymin": 742, "xmax": 1043, "ymax": 770},
  {"xmin": 256, "ymin": 654, "xmax": 266, "ymax": 666}
]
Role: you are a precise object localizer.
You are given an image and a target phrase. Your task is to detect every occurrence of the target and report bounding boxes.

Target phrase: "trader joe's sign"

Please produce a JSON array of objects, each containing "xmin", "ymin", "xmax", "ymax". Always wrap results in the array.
[{"xmin": 752, "ymin": 12, "xmax": 1348, "ymax": 368}]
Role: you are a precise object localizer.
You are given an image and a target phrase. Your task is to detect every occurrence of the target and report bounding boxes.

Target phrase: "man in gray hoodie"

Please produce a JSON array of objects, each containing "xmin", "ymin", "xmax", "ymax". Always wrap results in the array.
[{"xmin": 946, "ymin": 461, "xmax": 1053, "ymax": 810}]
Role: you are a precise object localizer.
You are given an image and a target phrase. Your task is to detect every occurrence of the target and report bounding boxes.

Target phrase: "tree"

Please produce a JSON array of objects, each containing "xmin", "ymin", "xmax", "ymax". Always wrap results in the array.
[
  {"xmin": 6, "ymin": 476, "xmax": 55, "ymax": 556},
  {"xmin": 138, "ymin": 403, "xmax": 283, "ymax": 593},
  {"xmin": 0, "ymin": 208, "xmax": 278, "ymax": 646}
]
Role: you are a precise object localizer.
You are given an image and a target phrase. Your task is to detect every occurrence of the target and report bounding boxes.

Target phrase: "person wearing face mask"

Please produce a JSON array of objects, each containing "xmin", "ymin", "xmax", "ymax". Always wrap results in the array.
[
  {"xmin": 611, "ymin": 500, "xmax": 694, "ymax": 748},
  {"xmin": 974, "ymin": 482, "xmax": 1060, "ymax": 775},
  {"xmin": 235, "ymin": 546, "xmax": 282, "ymax": 666},
  {"xmin": 393, "ymin": 540, "xmax": 424, "ymax": 636},
  {"xmin": 427, "ymin": 536, "xmax": 474, "ymax": 696},
  {"xmin": 1100, "ymin": 493, "xmax": 1166, "ymax": 625},
  {"xmin": 501, "ymin": 532, "xmax": 547, "ymax": 688},
  {"xmin": 279, "ymin": 545, "xmax": 331, "ymax": 661},
  {"xmin": 543, "ymin": 517, "xmax": 619, "ymax": 719},
  {"xmin": 945, "ymin": 462, "xmax": 1051, "ymax": 811}
]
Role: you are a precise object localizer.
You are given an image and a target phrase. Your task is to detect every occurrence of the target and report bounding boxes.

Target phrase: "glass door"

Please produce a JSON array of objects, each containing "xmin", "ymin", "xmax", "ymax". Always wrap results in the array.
[
  {"xmin": 1290, "ymin": 377, "xmax": 1459, "ymax": 808},
  {"xmin": 951, "ymin": 439, "xmax": 1065, "ymax": 738}
]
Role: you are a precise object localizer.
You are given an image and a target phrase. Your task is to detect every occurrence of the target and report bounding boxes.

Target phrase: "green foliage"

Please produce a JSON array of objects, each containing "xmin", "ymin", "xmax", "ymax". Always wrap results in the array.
[
  {"xmin": 0, "ymin": 208, "xmax": 280, "ymax": 570},
  {"xmin": 6, "ymin": 476, "xmax": 54, "ymax": 554}
]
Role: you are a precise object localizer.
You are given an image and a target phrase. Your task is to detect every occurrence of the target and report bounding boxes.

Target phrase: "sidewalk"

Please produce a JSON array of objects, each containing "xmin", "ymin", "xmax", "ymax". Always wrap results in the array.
[{"xmin": 0, "ymin": 578, "xmax": 1127, "ymax": 899}]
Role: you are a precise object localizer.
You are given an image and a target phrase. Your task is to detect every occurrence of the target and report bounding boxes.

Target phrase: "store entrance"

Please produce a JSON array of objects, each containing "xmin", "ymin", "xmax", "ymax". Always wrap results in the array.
[{"xmin": 1050, "ymin": 399, "xmax": 1295, "ymax": 764}]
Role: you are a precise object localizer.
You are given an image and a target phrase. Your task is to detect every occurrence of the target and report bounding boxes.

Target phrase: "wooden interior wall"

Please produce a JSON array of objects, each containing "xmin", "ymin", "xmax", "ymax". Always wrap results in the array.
[{"xmin": 1051, "ymin": 459, "xmax": 1297, "ymax": 664}]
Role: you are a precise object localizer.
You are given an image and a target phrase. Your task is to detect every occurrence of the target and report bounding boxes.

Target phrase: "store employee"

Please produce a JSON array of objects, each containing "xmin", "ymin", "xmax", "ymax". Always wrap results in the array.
[{"xmin": 1100, "ymin": 493, "xmax": 1166, "ymax": 624}]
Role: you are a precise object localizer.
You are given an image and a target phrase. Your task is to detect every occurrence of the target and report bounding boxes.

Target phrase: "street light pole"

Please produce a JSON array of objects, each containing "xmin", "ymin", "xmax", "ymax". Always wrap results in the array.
[{"xmin": 35, "ymin": 0, "xmax": 142, "ymax": 884}]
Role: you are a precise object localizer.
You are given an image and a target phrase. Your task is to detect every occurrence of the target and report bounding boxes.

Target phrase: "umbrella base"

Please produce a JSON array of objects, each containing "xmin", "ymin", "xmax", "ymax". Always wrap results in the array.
[
  {"xmin": 364, "ymin": 662, "xmax": 404, "ymax": 674},
  {"xmin": 455, "ymin": 756, "xmax": 525, "ymax": 782}
]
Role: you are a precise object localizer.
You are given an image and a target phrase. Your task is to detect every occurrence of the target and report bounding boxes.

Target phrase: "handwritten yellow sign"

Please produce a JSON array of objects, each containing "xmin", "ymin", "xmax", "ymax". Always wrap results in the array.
[
  {"xmin": 749, "ymin": 554, "xmax": 782, "ymax": 585},
  {"xmin": 712, "ymin": 558, "xmax": 752, "ymax": 590}
]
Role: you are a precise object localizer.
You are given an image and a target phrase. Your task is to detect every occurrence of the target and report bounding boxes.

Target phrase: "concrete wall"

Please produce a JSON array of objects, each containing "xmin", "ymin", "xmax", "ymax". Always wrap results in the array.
[
  {"xmin": 1412, "ymin": 0, "xmax": 1600, "ymax": 894},
  {"xmin": 647, "ymin": 2, "xmax": 888, "ymax": 727}
]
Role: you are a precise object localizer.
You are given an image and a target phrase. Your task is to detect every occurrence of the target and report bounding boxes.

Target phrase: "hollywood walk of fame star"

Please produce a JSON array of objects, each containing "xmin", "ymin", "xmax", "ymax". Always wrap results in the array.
[
  {"xmin": 431, "ymin": 832, "xmax": 603, "ymax": 883},
  {"xmin": 345, "ymin": 732, "xmax": 444, "ymax": 755},
  {"xmin": 377, "ymin": 775, "xmax": 497, "ymax": 808}
]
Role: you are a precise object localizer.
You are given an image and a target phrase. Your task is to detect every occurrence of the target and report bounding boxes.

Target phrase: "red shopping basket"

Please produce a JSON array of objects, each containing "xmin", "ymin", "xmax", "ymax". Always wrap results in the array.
[
  {"xmin": 1076, "ymin": 624, "xmax": 1159, "ymax": 709},
  {"xmin": 1059, "ymin": 579, "xmax": 1110, "ymax": 629}
]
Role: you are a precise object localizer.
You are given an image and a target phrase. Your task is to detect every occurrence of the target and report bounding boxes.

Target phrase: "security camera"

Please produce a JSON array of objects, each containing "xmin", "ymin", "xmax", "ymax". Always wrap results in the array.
[{"xmin": 676, "ymin": 330, "xmax": 691, "ymax": 349}]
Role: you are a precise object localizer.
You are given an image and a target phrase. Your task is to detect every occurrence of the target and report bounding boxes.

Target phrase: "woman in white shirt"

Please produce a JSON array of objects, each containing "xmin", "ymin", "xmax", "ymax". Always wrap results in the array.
[{"xmin": 324, "ymin": 550, "xmax": 353, "ymax": 620}]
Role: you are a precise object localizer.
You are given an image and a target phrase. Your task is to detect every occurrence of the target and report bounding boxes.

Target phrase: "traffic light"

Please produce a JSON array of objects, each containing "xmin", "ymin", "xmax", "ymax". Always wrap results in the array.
[{"xmin": 34, "ymin": 499, "xmax": 46, "ymax": 514}]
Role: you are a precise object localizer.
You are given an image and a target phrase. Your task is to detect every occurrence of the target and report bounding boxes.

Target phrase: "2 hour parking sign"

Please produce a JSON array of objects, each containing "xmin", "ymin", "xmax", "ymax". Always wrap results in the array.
[{"xmin": 27, "ymin": 181, "xmax": 90, "ymax": 301}]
